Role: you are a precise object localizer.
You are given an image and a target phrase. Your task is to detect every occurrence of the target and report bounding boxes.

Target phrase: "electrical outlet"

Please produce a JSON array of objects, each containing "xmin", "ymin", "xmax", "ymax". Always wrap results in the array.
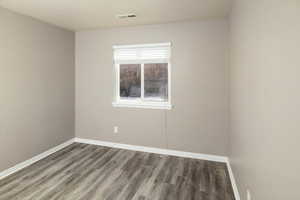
[
  {"xmin": 114, "ymin": 126, "xmax": 118, "ymax": 133},
  {"xmin": 247, "ymin": 189, "xmax": 251, "ymax": 200}
]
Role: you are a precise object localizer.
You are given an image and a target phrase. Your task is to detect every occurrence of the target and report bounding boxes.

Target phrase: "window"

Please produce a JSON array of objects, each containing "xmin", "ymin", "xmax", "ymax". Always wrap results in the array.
[{"xmin": 112, "ymin": 43, "xmax": 172, "ymax": 109}]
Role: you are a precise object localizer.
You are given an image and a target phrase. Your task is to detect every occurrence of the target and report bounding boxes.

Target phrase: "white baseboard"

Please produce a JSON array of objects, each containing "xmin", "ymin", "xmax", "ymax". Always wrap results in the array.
[
  {"xmin": 0, "ymin": 138, "xmax": 75, "ymax": 180},
  {"xmin": 74, "ymin": 137, "xmax": 228, "ymax": 163},
  {"xmin": 226, "ymin": 161, "xmax": 241, "ymax": 200}
]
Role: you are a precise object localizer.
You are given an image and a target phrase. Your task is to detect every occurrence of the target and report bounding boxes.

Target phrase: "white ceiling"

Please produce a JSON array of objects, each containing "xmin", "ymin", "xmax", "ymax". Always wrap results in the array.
[{"xmin": 0, "ymin": 0, "xmax": 232, "ymax": 31}]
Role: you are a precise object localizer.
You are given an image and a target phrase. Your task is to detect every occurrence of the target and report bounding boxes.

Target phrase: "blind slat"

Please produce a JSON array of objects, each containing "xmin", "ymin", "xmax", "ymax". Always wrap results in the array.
[{"xmin": 114, "ymin": 43, "xmax": 170, "ymax": 62}]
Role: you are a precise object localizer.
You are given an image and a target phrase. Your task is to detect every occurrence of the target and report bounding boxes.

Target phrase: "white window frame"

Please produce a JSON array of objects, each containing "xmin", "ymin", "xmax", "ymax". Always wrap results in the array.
[{"xmin": 112, "ymin": 43, "xmax": 172, "ymax": 110}]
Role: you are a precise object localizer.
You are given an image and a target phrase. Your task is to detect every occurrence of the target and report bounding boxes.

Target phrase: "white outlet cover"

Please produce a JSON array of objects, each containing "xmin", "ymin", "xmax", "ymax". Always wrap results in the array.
[
  {"xmin": 247, "ymin": 189, "xmax": 251, "ymax": 200},
  {"xmin": 114, "ymin": 126, "xmax": 118, "ymax": 133}
]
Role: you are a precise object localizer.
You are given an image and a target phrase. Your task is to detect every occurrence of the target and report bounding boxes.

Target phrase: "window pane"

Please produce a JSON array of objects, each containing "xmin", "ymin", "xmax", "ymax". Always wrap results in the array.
[
  {"xmin": 144, "ymin": 63, "xmax": 168, "ymax": 101},
  {"xmin": 119, "ymin": 64, "xmax": 141, "ymax": 98}
]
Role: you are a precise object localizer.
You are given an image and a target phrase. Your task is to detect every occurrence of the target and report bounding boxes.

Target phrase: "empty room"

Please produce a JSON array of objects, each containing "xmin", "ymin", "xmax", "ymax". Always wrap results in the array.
[{"xmin": 0, "ymin": 0, "xmax": 299, "ymax": 199}]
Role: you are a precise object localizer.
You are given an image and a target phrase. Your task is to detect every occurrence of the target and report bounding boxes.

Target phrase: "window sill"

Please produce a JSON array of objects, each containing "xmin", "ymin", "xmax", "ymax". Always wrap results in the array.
[{"xmin": 112, "ymin": 102, "xmax": 173, "ymax": 110}]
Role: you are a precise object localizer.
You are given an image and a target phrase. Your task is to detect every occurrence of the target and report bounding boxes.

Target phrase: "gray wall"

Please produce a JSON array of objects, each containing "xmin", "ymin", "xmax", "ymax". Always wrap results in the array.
[
  {"xmin": 0, "ymin": 7, "xmax": 75, "ymax": 171},
  {"xmin": 76, "ymin": 19, "xmax": 230, "ymax": 156},
  {"xmin": 229, "ymin": 0, "xmax": 300, "ymax": 199}
]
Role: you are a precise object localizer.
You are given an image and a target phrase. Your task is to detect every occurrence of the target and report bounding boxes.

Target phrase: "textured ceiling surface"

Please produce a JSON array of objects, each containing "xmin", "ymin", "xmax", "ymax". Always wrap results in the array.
[{"xmin": 0, "ymin": 0, "xmax": 232, "ymax": 31}]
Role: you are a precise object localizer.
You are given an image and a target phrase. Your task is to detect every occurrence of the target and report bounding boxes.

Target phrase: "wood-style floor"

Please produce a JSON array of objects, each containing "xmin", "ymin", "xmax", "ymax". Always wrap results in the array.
[{"xmin": 0, "ymin": 143, "xmax": 235, "ymax": 200}]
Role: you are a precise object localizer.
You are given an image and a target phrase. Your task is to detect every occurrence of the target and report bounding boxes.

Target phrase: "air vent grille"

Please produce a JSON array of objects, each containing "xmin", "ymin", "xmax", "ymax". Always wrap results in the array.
[{"xmin": 116, "ymin": 14, "xmax": 137, "ymax": 19}]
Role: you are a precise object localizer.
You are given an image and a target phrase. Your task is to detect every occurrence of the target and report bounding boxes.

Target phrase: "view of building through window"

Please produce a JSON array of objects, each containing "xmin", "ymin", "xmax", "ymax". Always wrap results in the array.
[
  {"xmin": 119, "ymin": 64, "xmax": 141, "ymax": 98},
  {"xmin": 144, "ymin": 63, "xmax": 168, "ymax": 101},
  {"xmin": 119, "ymin": 63, "xmax": 168, "ymax": 101}
]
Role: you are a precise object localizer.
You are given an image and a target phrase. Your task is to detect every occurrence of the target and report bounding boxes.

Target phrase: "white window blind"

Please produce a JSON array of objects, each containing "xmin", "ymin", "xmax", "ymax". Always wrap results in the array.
[{"xmin": 113, "ymin": 43, "xmax": 171, "ymax": 63}]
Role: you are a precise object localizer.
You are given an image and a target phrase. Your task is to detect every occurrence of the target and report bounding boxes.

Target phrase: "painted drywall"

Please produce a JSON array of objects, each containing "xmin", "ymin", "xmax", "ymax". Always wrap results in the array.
[
  {"xmin": 0, "ymin": 7, "xmax": 75, "ymax": 171},
  {"xmin": 229, "ymin": 0, "xmax": 300, "ymax": 199},
  {"xmin": 76, "ymin": 19, "xmax": 229, "ymax": 156}
]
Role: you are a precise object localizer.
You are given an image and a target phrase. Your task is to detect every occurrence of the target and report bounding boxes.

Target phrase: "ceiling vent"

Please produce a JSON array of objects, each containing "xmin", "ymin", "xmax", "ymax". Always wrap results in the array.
[{"xmin": 116, "ymin": 13, "xmax": 137, "ymax": 19}]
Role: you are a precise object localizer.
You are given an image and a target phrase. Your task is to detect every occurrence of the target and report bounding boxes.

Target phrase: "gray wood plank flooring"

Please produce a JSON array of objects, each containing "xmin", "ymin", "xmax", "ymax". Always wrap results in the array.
[{"xmin": 0, "ymin": 143, "xmax": 235, "ymax": 200}]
